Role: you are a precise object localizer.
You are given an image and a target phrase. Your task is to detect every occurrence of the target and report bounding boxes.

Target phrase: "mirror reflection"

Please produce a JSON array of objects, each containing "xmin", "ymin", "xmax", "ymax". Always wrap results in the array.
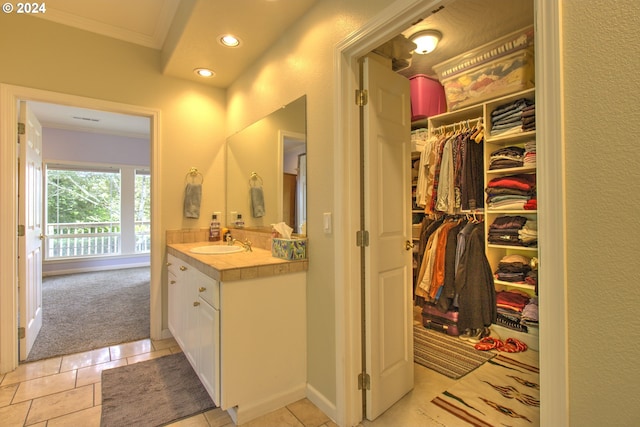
[{"xmin": 226, "ymin": 96, "xmax": 307, "ymax": 235}]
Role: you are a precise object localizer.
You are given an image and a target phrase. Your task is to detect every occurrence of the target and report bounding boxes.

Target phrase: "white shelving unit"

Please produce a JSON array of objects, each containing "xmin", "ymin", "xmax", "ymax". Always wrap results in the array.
[{"xmin": 424, "ymin": 87, "xmax": 539, "ymax": 350}]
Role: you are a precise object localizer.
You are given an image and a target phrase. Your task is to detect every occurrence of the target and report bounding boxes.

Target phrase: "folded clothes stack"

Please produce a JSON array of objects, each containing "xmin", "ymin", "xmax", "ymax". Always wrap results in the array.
[
  {"xmin": 490, "ymin": 97, "xmax": 536, "ymax": 137},
  {"xmin": 485, "ymin": 173, "xmax": 536, "ymax": 210},
  {"xmin": 495, "ymin": 290, "xmax": 532, "ymax": 332},
  {"xmin": 488, "ymin": 145, "xmax": 525, "ymax": 170},
  {"xmin": 523, "ymin": 140, "xmax": 536, "ymax": 166},
  {"xmin": 488, "ymin": 215, "xmax": 537, "ymax": 247}
]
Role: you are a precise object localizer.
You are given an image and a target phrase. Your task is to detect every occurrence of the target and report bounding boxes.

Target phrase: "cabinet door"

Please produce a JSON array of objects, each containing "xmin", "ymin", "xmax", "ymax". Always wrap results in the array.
[
  {"xmin": 197, "ymin": 298, "xmax": 220, "ymax": 405},
  {"xmin": 167, "ymin": 269, "xmax": 179, "ymax": 337}
]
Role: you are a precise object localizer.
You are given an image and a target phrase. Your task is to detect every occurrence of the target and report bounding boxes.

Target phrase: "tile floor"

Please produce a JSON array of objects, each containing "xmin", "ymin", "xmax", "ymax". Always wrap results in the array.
[{"xmin": 0, "ymin": 333, "xmax": 539, "ymax": 427}]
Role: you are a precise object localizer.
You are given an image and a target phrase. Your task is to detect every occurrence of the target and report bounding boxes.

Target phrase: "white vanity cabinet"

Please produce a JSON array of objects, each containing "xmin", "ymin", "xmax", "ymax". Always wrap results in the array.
[
  {"xmin": 166, "ymin": 250, "xmax": 307, "ymax": 425},
  {"xmin": 167, "ymin": 254, "xmax": 220, "ymax": 405}
]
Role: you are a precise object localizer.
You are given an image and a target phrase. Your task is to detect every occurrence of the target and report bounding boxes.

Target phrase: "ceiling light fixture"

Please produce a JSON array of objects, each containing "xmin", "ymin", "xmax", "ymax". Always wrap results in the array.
[
  {"xmin": 410, "ymin": 30, "xmax": 442, "ymax": 55},
  {"xmin": 194, "ymin": 68, "xmax": 215, "ymax": 78},
  {"xmin": 219, "ymin": 34, "xmax": 241, "ymax": 48}
]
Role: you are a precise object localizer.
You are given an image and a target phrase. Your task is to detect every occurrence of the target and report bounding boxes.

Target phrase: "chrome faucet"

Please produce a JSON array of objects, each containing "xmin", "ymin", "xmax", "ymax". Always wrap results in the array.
[{"xmin": 226, "ymin": 235, "xmax": 252, "ymax": 252}]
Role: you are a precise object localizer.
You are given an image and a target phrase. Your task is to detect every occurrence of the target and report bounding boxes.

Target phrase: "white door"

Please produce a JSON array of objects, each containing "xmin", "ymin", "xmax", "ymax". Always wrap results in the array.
[
  {"xmin": 362, "ymin": 55, "xmax": 414, "ymax": 420},
  {"xmin": 18, "ymin": 101, "xmax": 44, "ymax": 360}
]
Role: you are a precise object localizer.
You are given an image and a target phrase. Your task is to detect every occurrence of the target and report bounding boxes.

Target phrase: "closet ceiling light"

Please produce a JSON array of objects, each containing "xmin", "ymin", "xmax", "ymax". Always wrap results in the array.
[
  {"xmin": 194, "ymin": 68, "xmax": 215, "ymax": 78},
  {"xmin": 410, "ymin": 30, "xmax": 442, "ymax": 55},
  {"xmin": 219, "ymin": 34, "xmax": 241, "ymax": 47}
]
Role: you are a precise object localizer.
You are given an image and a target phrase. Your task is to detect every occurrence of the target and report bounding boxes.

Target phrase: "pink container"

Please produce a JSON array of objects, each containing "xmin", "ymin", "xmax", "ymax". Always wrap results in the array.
[{"xmin": 410, "ymin": 74, "xmax": 447, "ymax": 121}]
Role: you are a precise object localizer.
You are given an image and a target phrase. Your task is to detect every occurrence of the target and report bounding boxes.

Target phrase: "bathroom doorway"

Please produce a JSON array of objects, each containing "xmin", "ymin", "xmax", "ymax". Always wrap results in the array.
[{"xmin": 0, "ymin": 84, "xmax": 162, "ymax": 373}]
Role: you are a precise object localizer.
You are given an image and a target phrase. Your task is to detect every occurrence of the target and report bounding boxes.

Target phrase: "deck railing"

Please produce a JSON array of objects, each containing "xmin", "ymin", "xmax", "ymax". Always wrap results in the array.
[{"xmin": 46, "ymin": 221, "xmax": 150, "ymax": 258}]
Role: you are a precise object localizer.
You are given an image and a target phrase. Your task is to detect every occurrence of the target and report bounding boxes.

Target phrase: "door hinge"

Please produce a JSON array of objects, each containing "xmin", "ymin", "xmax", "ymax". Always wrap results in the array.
[
  {"xmin": 358, "ymin": 372, "xmax": 370, "ymax": 390},
  {"xmin": 17, "ymin": 122, "xmax": 25, "ymax": 135},
  {"xmin": 356, "ymin": 230, "xmax": 369, "ymax": 247},
  {"xmin": 355, "ymin": 89, "xmax": 368, "ymax": 107},
  {"xmin": 17, "ymin": 224, "xmax": 25, "ymax": 237},
  {"xmin": 18, "ymin": 327, "xmax": 25, "ymax": 339}
]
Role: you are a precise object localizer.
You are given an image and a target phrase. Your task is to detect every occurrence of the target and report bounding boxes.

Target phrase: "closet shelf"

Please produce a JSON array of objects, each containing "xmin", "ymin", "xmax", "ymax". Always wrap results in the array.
[
  {"xmin": 485, "ymin": 130, "xmax": 536, "ymax": 144},
  {"xmin": 485, "ymin": 209, "xmax": 537, "ymax": 215},
  {"xmin": 487, "ymin": 165, "xmax": 537, "ymax": 175},
  {"xmin": 487, "ymin": 244, "xmax": 538, "ymax": 251},
  {"xmin": 494, "ymin": 279, "xmax": 536, "ymax": 292}
]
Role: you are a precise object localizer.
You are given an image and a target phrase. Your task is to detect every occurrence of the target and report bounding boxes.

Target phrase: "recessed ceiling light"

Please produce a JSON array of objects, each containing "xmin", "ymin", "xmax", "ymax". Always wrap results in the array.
[
  {"xmin": 194, "ymin": 68, "xmax": 215, "ymax": 78},
  {"xmin": 219, "ymin": 34, "xmax": 241, "ymax": 48}
]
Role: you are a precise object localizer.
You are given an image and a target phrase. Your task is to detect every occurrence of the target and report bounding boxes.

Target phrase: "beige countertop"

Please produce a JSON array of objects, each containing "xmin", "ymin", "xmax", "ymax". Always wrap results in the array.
[{"xmin": 167, "ymin": 241, "xmax": 308, "ymax": 282}]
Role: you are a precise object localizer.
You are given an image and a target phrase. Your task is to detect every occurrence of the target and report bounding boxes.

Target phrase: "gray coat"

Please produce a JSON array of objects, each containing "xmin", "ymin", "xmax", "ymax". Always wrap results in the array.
[{"xmin": 454, "ymin": 224, "xmax": 497, "ymax": 331}]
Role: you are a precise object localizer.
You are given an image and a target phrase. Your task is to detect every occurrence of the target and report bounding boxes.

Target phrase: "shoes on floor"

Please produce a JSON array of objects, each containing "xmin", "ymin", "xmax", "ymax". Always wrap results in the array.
[
  {"xmin": 458, "ymin": 329, "xmax": 474, "ymax": 341},
  {"xmin": 459, "ymin": 327, "xmax": 490, "ymax": 342},
  {"xmin": 468, "ymin": 327, "xmax": 491, "ymax": 343}
]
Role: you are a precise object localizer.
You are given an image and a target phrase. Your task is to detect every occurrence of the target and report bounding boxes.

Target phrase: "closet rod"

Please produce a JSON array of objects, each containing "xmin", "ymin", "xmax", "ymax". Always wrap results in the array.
[{"xmin": 436, "ymin": 116, "xmax": 483, "ymax": 133}]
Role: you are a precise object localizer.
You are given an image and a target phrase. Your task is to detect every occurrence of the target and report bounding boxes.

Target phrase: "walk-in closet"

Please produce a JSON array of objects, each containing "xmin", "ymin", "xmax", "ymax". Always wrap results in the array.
[{"xmin": 365, "ymin": 1, "xmax": 540, "ymax": 425}]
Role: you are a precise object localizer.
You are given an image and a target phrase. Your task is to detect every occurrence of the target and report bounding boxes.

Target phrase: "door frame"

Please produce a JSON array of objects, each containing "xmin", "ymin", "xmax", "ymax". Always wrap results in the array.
[
  {"xmin": 0, "ymin": 84, "xmax": 163, "ymax": 373},
  {"xmin": 333, "ymin": 1, "xmax": 567, "ymax": 426}
]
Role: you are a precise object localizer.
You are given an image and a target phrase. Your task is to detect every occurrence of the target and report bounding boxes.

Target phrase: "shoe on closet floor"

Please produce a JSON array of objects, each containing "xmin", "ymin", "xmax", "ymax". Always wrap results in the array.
[
  {"xmin": 468, "ymin": 327, "xmax": 491, "ymax": 343},
  {"xmin": 458, "ymin": 329, "xmax": 473, "ymax": 341}
]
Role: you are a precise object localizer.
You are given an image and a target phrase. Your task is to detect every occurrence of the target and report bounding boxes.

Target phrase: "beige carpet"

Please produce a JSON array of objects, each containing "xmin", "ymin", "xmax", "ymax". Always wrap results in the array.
[
  {"xmin": 101, "ymin": 352, "xmax": 216, "ymax": 427},
  {"xmin": 25, "ymin": 267, "xmax": 150, "ymax": 362}
]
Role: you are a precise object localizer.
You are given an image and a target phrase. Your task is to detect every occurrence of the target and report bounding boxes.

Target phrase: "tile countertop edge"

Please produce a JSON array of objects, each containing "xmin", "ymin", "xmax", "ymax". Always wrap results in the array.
[{"xmin": 167, "ymin": 242, "xmax": 308, "ymax": 282}]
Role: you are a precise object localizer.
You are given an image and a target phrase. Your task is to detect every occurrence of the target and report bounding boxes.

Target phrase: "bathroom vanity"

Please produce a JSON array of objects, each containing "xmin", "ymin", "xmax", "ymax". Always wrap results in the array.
[{"xmin": 166, "ymin": 241, "xmax": 307, "ymax": 424}]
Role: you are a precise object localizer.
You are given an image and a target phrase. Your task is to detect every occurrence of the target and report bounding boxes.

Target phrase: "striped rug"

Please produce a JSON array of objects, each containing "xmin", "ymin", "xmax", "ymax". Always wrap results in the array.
[{"xmin": 413, "ymin": 324, "xmax": 495, "ymax": 379}]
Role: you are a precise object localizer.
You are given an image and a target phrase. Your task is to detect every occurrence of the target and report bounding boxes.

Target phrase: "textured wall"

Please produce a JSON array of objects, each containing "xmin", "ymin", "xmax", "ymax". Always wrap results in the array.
[{"xmin": 563, "ymin": 0, "xmax": 640, "ymax": 425}]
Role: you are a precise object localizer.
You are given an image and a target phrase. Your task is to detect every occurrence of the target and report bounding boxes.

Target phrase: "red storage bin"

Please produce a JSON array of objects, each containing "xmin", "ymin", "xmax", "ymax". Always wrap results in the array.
[{"xmin": 410, "ymin": 74, "xmax": 447, "ymax": 121}]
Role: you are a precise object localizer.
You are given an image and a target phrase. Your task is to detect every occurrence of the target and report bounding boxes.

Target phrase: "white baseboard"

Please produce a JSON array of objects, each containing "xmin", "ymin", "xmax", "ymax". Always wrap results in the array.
[
  {"xmin": 42, "ymin": 262, "xmax": 150, "ymax": 277},
  {"xmin": 306, "ymin": 383, "xmax": 338, "ymax": 424},
  {"xmin": 226, "ymin": 383, "xmax": 306, "ymax": 425}
]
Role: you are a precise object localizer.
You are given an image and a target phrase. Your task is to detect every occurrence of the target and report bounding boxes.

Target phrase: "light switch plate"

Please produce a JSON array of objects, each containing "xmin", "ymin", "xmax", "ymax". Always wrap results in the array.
[{"xmin": 323, "ymin": 212, "xmax": 332, "ymax": 234}]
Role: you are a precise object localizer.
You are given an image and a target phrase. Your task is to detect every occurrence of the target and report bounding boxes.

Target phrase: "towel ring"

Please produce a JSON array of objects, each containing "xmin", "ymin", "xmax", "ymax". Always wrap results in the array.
[
  {"xmin": 186, "ymin": 167, "xmax": 204, "ymax": 184},
  {"xmin": 249, "ymin": 171, "xmax": 263, "ymax": 187}
]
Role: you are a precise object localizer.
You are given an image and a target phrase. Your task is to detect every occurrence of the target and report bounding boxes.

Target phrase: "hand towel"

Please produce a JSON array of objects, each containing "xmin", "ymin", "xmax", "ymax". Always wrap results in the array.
[
  {"xmin": 184, "ymin": 183, "xmax": 202, "ymax": 219},
  {"xmin": 251, "ymin": 186, "xmax": 265, "ymax": 218}
]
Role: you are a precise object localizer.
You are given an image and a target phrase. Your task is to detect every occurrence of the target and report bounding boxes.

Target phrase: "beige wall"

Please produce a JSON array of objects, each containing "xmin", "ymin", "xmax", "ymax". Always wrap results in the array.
[
  {"xmin": 563, "ymin": 0, "xmax": 640, "ymax": 424},
  {"xmin": 0, "ymin": 14, "xmax": 227, "ymax": 332},
  {"xmin": 226, "ymin": 0, "xmax": 393, "ymax": 406}
]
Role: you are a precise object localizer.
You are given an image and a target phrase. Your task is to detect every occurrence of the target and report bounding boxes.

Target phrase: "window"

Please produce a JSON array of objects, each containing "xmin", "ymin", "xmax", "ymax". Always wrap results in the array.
[
  {"xmin": 45, "ymin": 164, "xmax": 150, "ymax": 259},
  {"xmin": 135, "ymin": 170, "xmax": 151, "ymax": 253}
]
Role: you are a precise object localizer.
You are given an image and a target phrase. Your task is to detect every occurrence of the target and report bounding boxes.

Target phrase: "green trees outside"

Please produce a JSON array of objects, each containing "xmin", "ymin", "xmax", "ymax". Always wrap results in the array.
[{"xmin": 47, "ymin": 169, "xmax": 121, "ymax": 227}]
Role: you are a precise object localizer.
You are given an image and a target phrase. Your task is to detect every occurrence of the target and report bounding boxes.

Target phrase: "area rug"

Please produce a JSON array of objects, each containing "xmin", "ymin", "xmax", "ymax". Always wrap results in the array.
[
  {"xmin": 101, "ymin": 352, "xmax": 216, "ymax": 427},
  {"xmin": 25, "ymin": 267, "xmax": 150, "ymax": 362},
  {"xmin": 431, "ymin": 353, "xmax": 540, "ymax": 427},
  {"xmin": 413, "ymin": 324, "xmax": 495, "ymax": 379}
]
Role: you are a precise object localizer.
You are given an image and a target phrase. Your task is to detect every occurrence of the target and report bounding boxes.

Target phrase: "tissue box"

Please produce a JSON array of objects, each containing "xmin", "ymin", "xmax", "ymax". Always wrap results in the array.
[{"xmin": 272, "ymin": 238, "xmax": 307, "ymax": 260}]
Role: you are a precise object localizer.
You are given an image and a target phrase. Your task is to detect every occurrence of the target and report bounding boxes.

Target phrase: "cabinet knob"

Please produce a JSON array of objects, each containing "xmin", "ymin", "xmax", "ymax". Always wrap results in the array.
[
  {"xmin": 170, "ymin": 280, "xmax": 176, "ymax": 284},
  {"xmin": 199, "ymin": 287, "xmax": 206, "ymax": 292},
  {"xmin": 166, "ymin": 262, "xmax": 172, "ymax": 267},
  {"xmin": 193, "ymin": 301, "xmax": 200, "ymax": 307},
  {"xmin": 180, "ymin": 265, "xmax": 187, "ymax": 271}
]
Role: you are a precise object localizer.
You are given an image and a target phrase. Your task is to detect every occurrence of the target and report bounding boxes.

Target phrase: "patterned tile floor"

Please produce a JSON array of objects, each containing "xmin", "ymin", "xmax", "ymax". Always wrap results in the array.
[
  {"xmin": 0, "ymin": 338, "xmax": 337, "ymax": 427},
  {"xmin": 0, "ymin": 332, "xmax": 539, "ymax": 426}
]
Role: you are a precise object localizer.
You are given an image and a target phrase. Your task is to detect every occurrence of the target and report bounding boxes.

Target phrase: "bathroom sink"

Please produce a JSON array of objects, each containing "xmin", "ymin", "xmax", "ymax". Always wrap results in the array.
[{"xmin": 190, "ymin": 245, "xmax": 244, "ymax": 255}]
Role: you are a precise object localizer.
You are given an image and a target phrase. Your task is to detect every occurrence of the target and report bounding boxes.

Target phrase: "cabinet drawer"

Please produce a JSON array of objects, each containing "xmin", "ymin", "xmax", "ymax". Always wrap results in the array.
[
  {"xmin": 193, "ymin": 268, "xmax": 220, "ymax": 309},
  {"xmin": 166, "ymin": 254, "xmax": 189, "ymax": 276}
]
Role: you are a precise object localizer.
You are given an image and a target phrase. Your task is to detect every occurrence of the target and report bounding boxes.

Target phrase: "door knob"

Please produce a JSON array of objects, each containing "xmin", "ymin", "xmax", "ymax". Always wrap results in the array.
[
  {"xmin": 199, "ymin": 287, "xmax": 206, "ymax": 292},
  {"xmin": 193, "ymin": 301, "xmax": 200, "ymax": 307},
  {"xmin": 39, "ymin": 234, "xmax": 45, "ymax": 240},
  {"xmin": 405, "ymin": 240, "xmax": 415, "ymax": 251}
]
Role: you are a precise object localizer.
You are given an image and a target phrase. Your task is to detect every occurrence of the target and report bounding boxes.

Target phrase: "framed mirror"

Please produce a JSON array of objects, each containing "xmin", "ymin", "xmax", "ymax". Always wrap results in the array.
[{"xmin": 226, "ymin": 96, "xmax": 307, "ymax": 235}]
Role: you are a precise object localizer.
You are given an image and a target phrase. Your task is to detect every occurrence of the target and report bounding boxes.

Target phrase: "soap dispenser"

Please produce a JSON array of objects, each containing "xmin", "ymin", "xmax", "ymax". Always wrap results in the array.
[{"xmin": 209, "ymin": 214, "xmax": 221, "ymax": 241}]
